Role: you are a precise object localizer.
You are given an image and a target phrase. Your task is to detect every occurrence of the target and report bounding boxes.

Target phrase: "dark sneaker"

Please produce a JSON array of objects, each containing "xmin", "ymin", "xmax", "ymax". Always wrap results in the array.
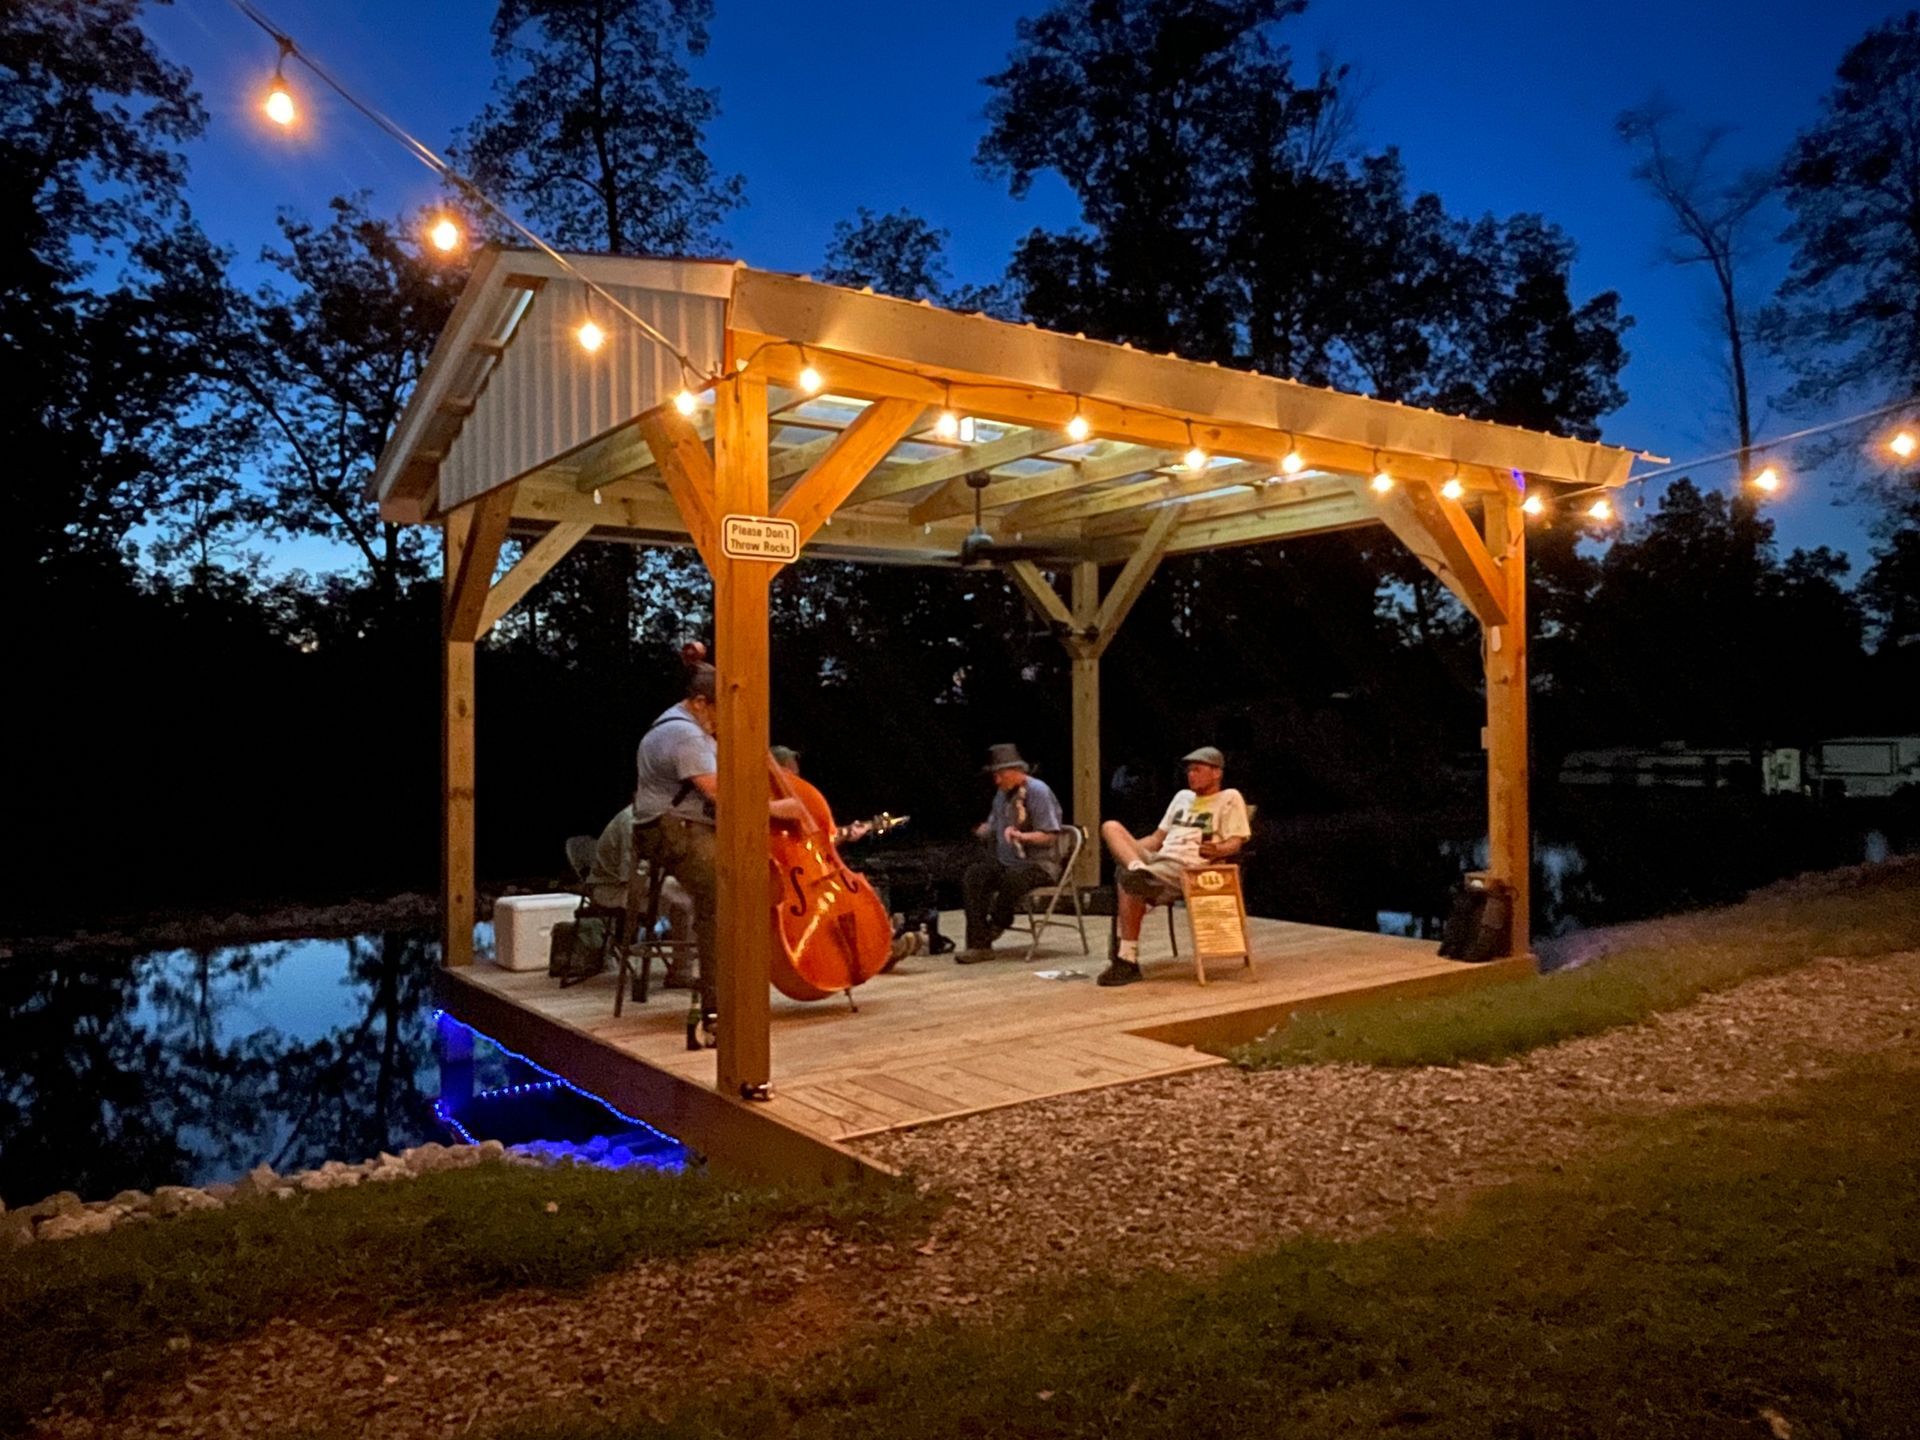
[
  {"xmin": 1096, "ymin": 959, "xmax": 1143, "ymax": 987},
  {"xmin": 954, "ymin": 948, "xmax": 998, "ymax": 965}
]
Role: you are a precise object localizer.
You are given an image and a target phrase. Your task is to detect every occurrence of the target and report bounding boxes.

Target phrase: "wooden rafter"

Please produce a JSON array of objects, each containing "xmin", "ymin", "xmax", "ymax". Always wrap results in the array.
[
  {"xmin": 444, "ymin": 482, "xmax": 516, "ymax": 643},
  {"xmin": 913, "ymin": 444, "xmax": 1173, "ymax": 525},
  {"xmin": 476, "ymin": 521, "xmax": 591, "ymax": 639},
  {"xmin": 1011, "ymin": 460, "xmax": 1271, "ymax": 531},
  {"xmin": 1080, "ymin": 489, "xmax": 1379, "ymax": 564},
  {"xmin": 773, "ymin": 397, "xmax": 926, "ymax": 548},
  {"xmin": 635, "ymin": 409, "xmax": 718, "ymax": 566},
  {"xmin": 850, "ymin": 424, "xmax": 1072, "ymax": 505}
]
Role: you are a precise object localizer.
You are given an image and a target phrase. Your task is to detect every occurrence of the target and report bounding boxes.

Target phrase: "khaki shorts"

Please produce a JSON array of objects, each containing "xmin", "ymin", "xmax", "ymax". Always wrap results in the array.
[{"xmin": 1117, "ymin": 855, "xmax": 1185, "ymax": 904}]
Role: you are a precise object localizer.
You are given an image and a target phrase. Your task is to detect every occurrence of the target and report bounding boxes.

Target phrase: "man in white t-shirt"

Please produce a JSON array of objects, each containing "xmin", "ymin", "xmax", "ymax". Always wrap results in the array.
[{"xmin": 1096, "ymin": 746, "xmax": 1251, "ymax": 987}]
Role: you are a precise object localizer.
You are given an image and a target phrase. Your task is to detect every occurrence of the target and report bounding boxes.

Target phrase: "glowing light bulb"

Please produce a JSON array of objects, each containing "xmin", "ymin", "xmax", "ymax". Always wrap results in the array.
[
  {"xmin": 1890, "ymin": 430, "xmax": 1917, "ymax": 460},
  {"xmin": 935, "ymin": 410, "xmax": 960, "ymax": 440},
  {"xmin": 1184, "ymin": 446, "xmax": 1209, "ymax": 472},
  {"xmin": 1370, "ymin": 471, "xmax": 1394, "ymax": 494},
  {"xmin": 1440, "ymin": 477, "xmax": 1465, "ymax": 501},
  {"xmin": 1066, "ymin": 413, "xmax": 1091, "ymax": 443},
  {"xmin": 1522, "ymin": 493, "xmax": 1545, "ymax": 517},
  {"xmin": 673, "ymin": 387, "xmax": 697, "ymax": 416},
  {"xmin": 1587, "ymin": 498, "xmax": 1613, "ymax": 521},
  {"xmin": 428, "ymin": 216, "xmax": 462, "ymax": 253},
  {"xmin": 264, "ymin": 82, "xmax": 296, "ymax": 126},
  {"xmin": 798, "ymin": 364, "xmax": 824, "ymax": 394},
  {"xmin": 1280, "ymin": 450, "xmax": 1305, "ymax": 476},
  {"xmin": 576, "ymin": 320, "xmax": 605, "ymax": 353},
  {"xmin": 1751, "ymin": 465, "xmax": 1781, "ymax": 493}
]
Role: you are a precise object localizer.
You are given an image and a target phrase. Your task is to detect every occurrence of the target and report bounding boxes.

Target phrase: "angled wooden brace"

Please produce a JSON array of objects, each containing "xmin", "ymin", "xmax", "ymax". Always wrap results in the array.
[
  {"xmin": 1356, "ymin": 478, "xmax": 1508, "ymax": 629},
  {"xmin": 773, "ymin": 398, "xmax": 925, "ymax": 548},
  {"xmin": 636, "ymin": 408, "xmax": 719, "ymax": 568},
  {"xmin": 443, "ymin": 482, "xmax": 517, "ymax": 643}
]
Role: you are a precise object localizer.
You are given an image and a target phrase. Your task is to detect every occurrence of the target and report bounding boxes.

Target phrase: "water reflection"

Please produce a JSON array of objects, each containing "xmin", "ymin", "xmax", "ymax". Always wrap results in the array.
[{"xmin": 0, "ymin": 934, "xmax": 442, "ymax": 1207}]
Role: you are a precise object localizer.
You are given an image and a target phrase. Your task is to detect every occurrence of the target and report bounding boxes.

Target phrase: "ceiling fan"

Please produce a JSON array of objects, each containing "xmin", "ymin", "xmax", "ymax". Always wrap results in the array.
[{"xmin": 953, "ymin": 471, "xmax": 1056, "ymax": 567}]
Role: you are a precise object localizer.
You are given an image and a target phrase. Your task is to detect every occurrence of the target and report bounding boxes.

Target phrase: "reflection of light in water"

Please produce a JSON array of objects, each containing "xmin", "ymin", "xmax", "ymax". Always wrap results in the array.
[{"xmin": 1864, "ymin": 830, "xmax": 1889, "ymax": 864}]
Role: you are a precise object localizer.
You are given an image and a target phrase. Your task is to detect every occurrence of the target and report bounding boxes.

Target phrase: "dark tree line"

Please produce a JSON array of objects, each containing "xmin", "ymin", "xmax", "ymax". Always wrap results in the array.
[{"xmin": 5, "ymin": 0, "xmax": 1915, "ymax": 933}]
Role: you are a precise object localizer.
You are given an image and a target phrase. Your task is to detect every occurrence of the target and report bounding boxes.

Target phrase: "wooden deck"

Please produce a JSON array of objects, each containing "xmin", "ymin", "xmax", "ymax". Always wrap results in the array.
[{"xmin": 439, "ymin": 911, "xmax": 1529, "ymax": 1183}]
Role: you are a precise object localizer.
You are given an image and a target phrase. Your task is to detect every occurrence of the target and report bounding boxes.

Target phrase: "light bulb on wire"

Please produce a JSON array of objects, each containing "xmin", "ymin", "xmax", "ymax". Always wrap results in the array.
[
  {"xmin": 1750, "ymin": 465, "xmax": 1781, "ymax": 493},
  {"xmin": 1522, "ymin": 493, "xmax": 1545, "ymax": 517},
  {"xmin": 1370, "ymin": 470, "xmax": 1394, "ymax": 494},
  {"xmin": 797, "ymin": 357, "xmax": 824, "ymax": 394},
  {"xmin": 576, "ymin": 319, "xmax": 605, "ymax": 353},
  {"xmin": 1440, "ymin": 476, "xmax": 1465, "ymax": 501},
  {"xmin": 673, "ymin": 387, "xmax": 698, "ymax": 417},
  {"xmin": 1181, "ymin": 421, "xmax": 1208, "ymax": 472},
  {"xmin": 263, "ymin": 39, "xmax": 296, "ymax": 127},
  {"xmin": 1279, "ymin": 448, "xmax": 1305, "ymax": 476},
  {"xmin": 1587, "ymin": 497, "xmax": 1613, "ymax": 521},
  {"xmin": 935, "ymin": 409, "xmax": 960, "ymax": 440},
  {"xmin": 427, "ymin": 215, "xmax": 462, "ymax": 253},
  {"xmin": 1891, "ymin": 429, "xmax": 1918, "ymax": 460},
  {"xmin": 1066, "ymin": 410, "xmax": 1091, "ymax": 443}
]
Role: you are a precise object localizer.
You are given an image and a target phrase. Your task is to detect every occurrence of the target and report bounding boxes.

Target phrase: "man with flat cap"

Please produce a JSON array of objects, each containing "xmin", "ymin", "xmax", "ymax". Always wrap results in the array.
[
  {"xmin": 1096, "ymin": 746, "xmax": 1251, "ymax": 986},
  {"xmin": 957, "ymin": 743, "xmax": 1064, "ymax": 962}
]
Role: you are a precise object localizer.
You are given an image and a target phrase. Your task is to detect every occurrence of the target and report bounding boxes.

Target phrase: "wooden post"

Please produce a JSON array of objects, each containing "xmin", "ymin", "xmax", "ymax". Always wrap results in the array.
[
  {"xmin": 711, "ymin": 374, "xmax": 774, "ymax": 1097},
  {"xmin": 1483, "ymin": 486, "xmax": 1532, "ymax": 960},
  {"xmin": 1070, "ymin": 562, "xmax": 1101, "ymax": 886},
  {"xmin": 441, "ymin": 510, "xmax": 476, "ymax": 968}
]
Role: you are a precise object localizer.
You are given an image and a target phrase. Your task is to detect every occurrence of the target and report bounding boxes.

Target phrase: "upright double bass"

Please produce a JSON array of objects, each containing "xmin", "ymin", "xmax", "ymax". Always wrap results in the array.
[{"xmin": 765, "ymin": 757, "xmax": 895, "ymax": 1001}]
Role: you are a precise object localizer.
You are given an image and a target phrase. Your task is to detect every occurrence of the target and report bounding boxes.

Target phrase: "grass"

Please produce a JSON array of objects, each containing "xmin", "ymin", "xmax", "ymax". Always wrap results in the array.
[
  {"xmin": 1232, "ymin": 858, "xmax": 1920, "ymax": 1068},
  {"xmin": 0, "ymin": 1160, "xmax": 929, "ymax": 1434},
  {"xmin": 498, "ymin": 1055, "xmax": 1920, "ymax": 1440}
]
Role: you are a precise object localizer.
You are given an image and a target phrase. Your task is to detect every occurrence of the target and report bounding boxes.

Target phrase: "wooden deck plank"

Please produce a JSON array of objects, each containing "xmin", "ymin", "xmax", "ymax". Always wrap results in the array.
[{"xmin": 443, "ymin": 911, "xmax": 1518, "ymax": 1178}]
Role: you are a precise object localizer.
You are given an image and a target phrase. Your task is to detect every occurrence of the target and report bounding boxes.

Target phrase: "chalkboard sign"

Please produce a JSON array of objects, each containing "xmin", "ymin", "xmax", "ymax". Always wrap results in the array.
[{"xmin": 1180, "ymin": 865, "xmax": 1252, "ymax": 984}]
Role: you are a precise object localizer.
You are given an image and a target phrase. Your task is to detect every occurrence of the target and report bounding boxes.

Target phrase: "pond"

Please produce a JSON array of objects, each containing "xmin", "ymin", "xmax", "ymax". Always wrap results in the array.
[
  {"xmin": 3, "ymin": 791, "xmax": 1911, "ymax": 1206},
  {"xmin": 0, "ymin": 931, "xmax": 687, "ymax": 1210}
]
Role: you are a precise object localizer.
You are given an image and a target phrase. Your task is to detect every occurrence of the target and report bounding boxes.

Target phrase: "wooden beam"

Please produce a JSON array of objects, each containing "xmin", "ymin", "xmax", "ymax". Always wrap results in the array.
[
  {"xmin": 1012, "ymin": 460, "xmax": 1271, "ymax": 531},
  {"xmin": 1483, "ymin": 484, "xmax": 1532, "ymax": 961},
  {"xmin": 854, "ymin": 424, "xmax": 1072, "ymax": 506},
  {"xmin": 1002, "ymin": 559, "xmax": 1080, "ymax": 640},
  {"xmin": 444, "ymin": 483, "xmax": 516, "ymax": 643},
  {"xmin": 636, "ymin": 409, "xmax": 718, "ymax": 567},
  {"xmin": 1080, "ymin": 490, "xmax": 1380, "ymax": 564},
  {"xmin": 476, "ymin": 521, "xmax": 591, "ymax": 639},
  {"xmin": 1359, "ymin": 479, "xmax": 1508, "ymax": 628},
  {"xmin": 911, "ymin": 444, "xmax": 1169, "ymax": 524},
  {"xmin": 1088, "ymin": 505, "xmax": 1180, "ymax": 657},
  {"xmin": 742, "ymin": 334, "xmax": 1510, "ymax": 495},
  {"xmin": 441, "ymin": 511, "xmax": 476, "ymax": 970},
  {"xmin": 1070, "ymin": 561, "xmax": 1102, "ymax": 887},
  {"xmin": 773, "ymin": 397, "xmax": 925, "ymax": 548},
  {"xmin": 711, "ymin": 373, "xmax": 774, "ymax": 1099}
]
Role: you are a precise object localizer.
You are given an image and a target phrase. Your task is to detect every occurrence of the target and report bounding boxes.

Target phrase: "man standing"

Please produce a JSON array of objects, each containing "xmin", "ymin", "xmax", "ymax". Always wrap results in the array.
[
  {"xmin": 958, "ymin": 743, "xmax": 1064, "ymax": 963},
  {"xmin": 1096, "ymin": 746, "xmax": 1251, "ymax": 987},
  {"xmin": 631, "ymin": 663, "xmax": 802, "ymax": 1041}
]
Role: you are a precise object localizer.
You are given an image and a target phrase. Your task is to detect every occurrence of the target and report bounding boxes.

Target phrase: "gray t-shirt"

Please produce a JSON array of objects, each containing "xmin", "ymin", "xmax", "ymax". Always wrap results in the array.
[
  {"xmin": 633, "ymin": 703, "xmax": 718, "ymax": 826},
  {"xmin": 987, "ymin": 775, "xmax": 1063, "ymax": 869}
]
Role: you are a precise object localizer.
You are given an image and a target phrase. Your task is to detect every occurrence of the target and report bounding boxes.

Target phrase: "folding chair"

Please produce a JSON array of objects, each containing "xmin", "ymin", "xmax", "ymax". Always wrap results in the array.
[{"xmin": 1019, "ymin": 825, "xmax": 1090, "ymax": 959}]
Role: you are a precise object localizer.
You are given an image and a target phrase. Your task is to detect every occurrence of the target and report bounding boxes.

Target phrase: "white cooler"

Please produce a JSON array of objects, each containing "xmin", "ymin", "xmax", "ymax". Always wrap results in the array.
[{"xmin": 493, "ymin": 893, "xmax": 583, "ymax": 972}]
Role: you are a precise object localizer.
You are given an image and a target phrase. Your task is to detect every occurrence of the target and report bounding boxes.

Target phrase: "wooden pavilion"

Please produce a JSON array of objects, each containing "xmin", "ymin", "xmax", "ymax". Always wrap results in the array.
[{"xmin": 373, "ymin": 248, "xmax": 1635, "ymax": 1174}]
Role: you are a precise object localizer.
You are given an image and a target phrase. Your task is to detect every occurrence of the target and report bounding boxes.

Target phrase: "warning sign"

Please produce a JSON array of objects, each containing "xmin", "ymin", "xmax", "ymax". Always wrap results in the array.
[{"xmin": 721, "ymin": 514, "xmax": 800, "ymax": 562}]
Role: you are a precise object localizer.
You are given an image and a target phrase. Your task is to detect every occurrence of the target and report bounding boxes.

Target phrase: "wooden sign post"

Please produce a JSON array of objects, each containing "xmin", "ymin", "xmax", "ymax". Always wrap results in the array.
[{"xmin": 1180, "ymin": 865, "xmax": 1252, "ymax": 985}]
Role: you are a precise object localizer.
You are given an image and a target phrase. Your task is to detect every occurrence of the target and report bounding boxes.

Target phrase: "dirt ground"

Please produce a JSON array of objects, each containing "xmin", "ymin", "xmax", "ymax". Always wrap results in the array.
[{"xmin": 37, "ymin": 938, "xmax": 1920, "ymax": 1440}]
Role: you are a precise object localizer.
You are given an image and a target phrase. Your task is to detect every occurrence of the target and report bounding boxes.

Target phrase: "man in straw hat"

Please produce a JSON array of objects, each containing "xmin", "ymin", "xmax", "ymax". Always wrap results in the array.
[
  {"xmin": 956, "ymin": 743, "xmax": 1065, "ymax": 963},
  {"xmin": 1096, "ymin": 746, "xmax": 1251, "ymax": 986}
]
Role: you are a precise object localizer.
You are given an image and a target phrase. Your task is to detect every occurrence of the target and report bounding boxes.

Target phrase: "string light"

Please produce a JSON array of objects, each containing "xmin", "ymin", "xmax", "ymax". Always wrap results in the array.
[
  {"xmin": 1587, "ymin": 497, "xmax": 1614, "ymax": 521},
  {"xmin": 935, "ymin": 411, "xmax": 960, "ymax": 440},
  {"xmin": 1891, "ymin": 430, "xmax": 1917, "ymax": 460},
  {"xmin": 263, "ymin": 37, "xmax": 296, "ymax": 126},
  {"xmin": 796, "ymin": 349, "xmax": 824, "ymax": 395},
  {"xmin": 1440, "ymin": 476, "xmax": 1465, "ymax": 501},
  {"xmin": 1750, "ymin": 465, "xmax": 1782, "ymax": 493},
  {"xmin": 1279, "ymin": 444, "xmax": 1305, "ymax": 476},
  {"xmin": 427, "ymin": 215, "xmax": 462, "ymax": 253},
  {"xmin": 1522, "ymin": 493, "xmax": 1546, "ymax": 517},
  {"xmin": 1370, "ymin": 453, "xmax": 1394, "ymax": 494},
  {"xmin": 576, "ymin": 319, "xmax": 606, "ymax": 353},
  {"xmin": 1065, "ymin": 403, "xmax": 1091, "ymax": 443},
  {"xmin": 1182, "ymin": 421, "xmax": 1209, "ymax": 472},
  {"xmin": 673, "ymin": 387, "xmax": 698, "ymax": 417}
]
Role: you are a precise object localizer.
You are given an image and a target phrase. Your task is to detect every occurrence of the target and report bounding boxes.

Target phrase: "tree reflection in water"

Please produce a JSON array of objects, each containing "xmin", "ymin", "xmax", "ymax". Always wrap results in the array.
[{"xmin": 0, "ymin": 933, "xmax": 441, "ymax": 1207}]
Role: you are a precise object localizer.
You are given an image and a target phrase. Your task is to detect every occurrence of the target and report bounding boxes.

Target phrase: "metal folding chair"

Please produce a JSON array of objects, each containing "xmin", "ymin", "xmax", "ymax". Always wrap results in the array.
[{"xmin": 1019, "ymin": 825, "xmax": 1090, "ymax": 959}]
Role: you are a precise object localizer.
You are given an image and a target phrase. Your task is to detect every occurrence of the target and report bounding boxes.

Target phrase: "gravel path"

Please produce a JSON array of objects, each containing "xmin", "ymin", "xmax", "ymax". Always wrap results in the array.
[{"xmin": 40, "ymin": 949, "xmax": 1920, "ymax": 1440}]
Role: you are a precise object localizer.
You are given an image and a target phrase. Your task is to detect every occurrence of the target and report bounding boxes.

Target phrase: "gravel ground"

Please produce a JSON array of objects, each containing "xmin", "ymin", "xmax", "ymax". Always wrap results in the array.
[{"xmin": 37, "ymin": 948, "xmax": 1920, "ymax": 1440}]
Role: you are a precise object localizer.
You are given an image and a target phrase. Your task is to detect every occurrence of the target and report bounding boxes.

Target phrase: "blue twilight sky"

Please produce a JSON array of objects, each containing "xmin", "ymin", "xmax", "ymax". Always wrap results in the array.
[{"xmin": 140, "ymin": 0, "xmax": 1914, "ymax": 575}]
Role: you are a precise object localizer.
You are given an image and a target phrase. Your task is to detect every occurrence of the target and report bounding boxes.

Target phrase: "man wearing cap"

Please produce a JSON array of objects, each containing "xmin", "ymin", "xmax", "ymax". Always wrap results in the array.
[
  {"xmin": 957, "ymin": 743, "xmax": 1065, "ymax": 963},
  {"xmin": 1096, "ymin": 746, "xmax": 1251, "ymax": 986},
  {"xmin": 631, "ymin": 664, "xmax": 805, "ymax": 1040}
]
